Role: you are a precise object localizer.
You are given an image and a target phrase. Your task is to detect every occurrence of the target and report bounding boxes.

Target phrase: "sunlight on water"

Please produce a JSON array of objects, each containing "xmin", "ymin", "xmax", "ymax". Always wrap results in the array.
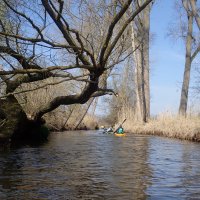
[{"xmin": 0, "ymin": 131, "xmax": 200, "ymax": 199}]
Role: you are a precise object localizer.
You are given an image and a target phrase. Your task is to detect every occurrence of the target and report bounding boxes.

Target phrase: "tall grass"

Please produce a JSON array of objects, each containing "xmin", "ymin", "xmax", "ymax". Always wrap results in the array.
[{"xmin": 117, "ymin": 105, "xmax": 200, "ymax": 142}]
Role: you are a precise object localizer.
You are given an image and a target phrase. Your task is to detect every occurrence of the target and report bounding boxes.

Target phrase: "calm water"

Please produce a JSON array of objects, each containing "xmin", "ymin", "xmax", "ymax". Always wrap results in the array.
[{"xmin": 0, "ymin": 131, "xmax": 200, "ymax": 200}]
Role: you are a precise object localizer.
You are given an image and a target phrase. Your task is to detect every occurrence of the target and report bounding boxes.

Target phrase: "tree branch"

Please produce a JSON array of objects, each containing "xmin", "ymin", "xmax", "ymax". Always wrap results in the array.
[
  {"xmin": 0, "ymin": 45, "xmax": 40, "ymax": 69},
  {"xmin": 99, "ymin": 0, "xmax": 132, "ymax": 66},
  {"xmin": 0, "ymin": 64, "xmax": 93, "ymax": 76},
  {"xmin": 191, "ymin": 44, "xmax": 200, "ymax": 61},
  {"xmin": 0, "ymin": 32, "xmax": 76, "ymax": 49},
  {"xmin": 41, "ymin": 0, "xmax": 91, "ymax": 66},
  {"xmin": 3, "ymin": 0, "xmax": 44, "ymax": 39},
  {"xmin": 0, "ymin": 74, "xmax": 91, "ymax": 99},
  {"xmin": 104, "ymin": 0, "xmax": 153, "ymax": 63},
  {"xmin": 91, "ymin": 88, "xmax": 118, "ymax": 97}
]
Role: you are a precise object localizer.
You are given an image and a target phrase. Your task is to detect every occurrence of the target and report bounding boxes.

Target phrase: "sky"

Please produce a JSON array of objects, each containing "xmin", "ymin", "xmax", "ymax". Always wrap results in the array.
[
  {"xmin": 95, "ymin": 0, "xmax": 200, "ymax": 117},
  {"xmin": 150, "ymin": 0, "xmax": 199, "ymax": 115},
  {"xmin": 3, "ymin": 0, "xmax": 197, "ymax": 116}
]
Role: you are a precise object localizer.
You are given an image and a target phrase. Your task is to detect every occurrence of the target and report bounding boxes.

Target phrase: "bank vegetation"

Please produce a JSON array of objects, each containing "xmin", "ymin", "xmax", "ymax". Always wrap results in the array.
[{"xmin": 118, "ymin": 106, "xmax": 200, "ymax": 141}]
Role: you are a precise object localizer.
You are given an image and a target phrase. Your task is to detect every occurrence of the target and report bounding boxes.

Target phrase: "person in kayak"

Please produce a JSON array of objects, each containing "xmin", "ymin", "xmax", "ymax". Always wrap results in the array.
[
  {"xmin": 116, "ymin": 125, "xmax": 124, "ymax": 134},
  {"xmin": 107, "ymin": 126, "xmax": 114, "ymax": 133}
]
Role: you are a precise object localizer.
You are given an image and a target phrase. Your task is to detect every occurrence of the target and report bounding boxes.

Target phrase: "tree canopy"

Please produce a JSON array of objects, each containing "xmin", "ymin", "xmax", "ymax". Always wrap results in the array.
[{"xmin": 0, "ymin": 0, "xmax": 153, "ymax": 121}]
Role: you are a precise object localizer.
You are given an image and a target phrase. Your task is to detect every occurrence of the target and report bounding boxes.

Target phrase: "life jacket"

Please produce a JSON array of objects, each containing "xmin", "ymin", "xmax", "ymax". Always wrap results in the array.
[{"xmin": 117, "ymin": 127, "xmax": 124, "ymax": 134}]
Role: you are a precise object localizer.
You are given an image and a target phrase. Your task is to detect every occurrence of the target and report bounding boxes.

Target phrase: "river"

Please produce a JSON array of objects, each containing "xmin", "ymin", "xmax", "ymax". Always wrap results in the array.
[{"xmin": 0, "ymin": 131, "xmax": 200, "ymax": 199}]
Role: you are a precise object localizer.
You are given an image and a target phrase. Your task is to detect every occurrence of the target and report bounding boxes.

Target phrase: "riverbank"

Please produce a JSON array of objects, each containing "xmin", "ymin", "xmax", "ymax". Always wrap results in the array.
[
  {"xmin": 46, "ymin": 114, "xmax": 99, "ymax": 131},
  {"xmin": 122, "ymin": 114, "xmax": 200, "ymax": 142}
]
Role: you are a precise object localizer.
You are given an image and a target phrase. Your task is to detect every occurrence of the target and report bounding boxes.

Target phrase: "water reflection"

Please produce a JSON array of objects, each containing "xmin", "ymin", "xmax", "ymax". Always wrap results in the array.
[
  {"xmin": 147, "ymin": 137, "xmax": 200, "ymax": 199},
  {"xmin": 0, "ymin": 131, "xmax": 200, "ymax": 199}
]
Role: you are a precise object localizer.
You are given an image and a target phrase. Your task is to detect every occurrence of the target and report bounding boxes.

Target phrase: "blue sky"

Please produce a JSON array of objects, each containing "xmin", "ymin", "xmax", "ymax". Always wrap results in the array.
[
  {"xmin": 96, "ymin": 0, "xmax": 199, "ymax": 116},
  {"xmin": 150, "ymin": 0, "xmax": 196, "ymax": 115},
  {"xmin": 65, "ymin": 0, "xmax": 199, "ymax": 117}
]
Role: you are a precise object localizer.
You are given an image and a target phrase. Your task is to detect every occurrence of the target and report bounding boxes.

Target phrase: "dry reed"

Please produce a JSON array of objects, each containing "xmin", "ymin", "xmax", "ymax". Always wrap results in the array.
[{"xmin": 117, "ymin": 106, "xmax": 200, "ymax": 142}]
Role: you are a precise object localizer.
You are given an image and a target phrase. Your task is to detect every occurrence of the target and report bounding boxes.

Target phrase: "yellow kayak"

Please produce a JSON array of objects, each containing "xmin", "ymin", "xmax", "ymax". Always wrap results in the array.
[{"xmin": 115, "ymin": 133, "xmax": 126, "ymax": 137}]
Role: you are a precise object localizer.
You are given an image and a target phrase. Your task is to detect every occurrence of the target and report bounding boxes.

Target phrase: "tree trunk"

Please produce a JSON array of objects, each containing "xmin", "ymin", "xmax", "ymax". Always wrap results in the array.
[
  {"xmin": 190, "ymin": 0, "xmax": 200, "ymax": 30},
  {"xmin": 143, "ymin": 4, "xmax": 150, "ymax": 120},
  {"xmin": 0, "ymin": 95, "xmax": 48, "ymax": 146},
  {"xmin": 141, "ymin": 45, "xmax": 147, "ymax": 123},
  {"xmin": 131, "ymin": 24, "xmax": 142, "ymax": 121},
  {"xmin": 131, "ymin": 2, "xmax": 151, "ymax": 122},
  {"xmin": 179, "ymin": 13, "xmax": 193, "ymax": 115},
  {"xmin": 0, "ymin": 96, "xmax": 28, "ymax": 142}
]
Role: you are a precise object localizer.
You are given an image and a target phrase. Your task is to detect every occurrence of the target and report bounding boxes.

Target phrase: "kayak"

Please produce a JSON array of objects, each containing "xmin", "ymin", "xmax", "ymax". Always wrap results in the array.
[
  {"xmin": 103, "ymin": 131, "xmax": 114, "ymax": 134},
  {"xmin": 115, "ymin": 133, "xmax": 126, "ymax": 137}
]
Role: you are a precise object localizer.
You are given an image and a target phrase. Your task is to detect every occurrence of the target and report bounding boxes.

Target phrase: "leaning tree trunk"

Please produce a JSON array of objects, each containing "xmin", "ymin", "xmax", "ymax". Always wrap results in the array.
[
  {"xmin": 74, "ymin": 98, "xmax": 94, "ymax": 130},
  {"xmin": 62, "ymin": 107, "xmax": 75, "ymax": 130},
  {"xmin": 179, "ymin": 12, "xmax": 193, "ymax": 116}
]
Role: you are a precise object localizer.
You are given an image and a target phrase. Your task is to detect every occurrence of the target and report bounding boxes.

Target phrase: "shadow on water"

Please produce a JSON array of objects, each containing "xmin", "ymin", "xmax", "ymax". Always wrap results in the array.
[
  {"xmin": 10, "ymin": 139, "xmax": 49, "ymax": 150},
  {"xmin": 0, "ymin": 130, "xmax": 200, "ymax": 199}
]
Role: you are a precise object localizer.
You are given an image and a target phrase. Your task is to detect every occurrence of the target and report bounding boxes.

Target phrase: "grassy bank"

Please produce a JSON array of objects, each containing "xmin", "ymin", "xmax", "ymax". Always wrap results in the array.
[{"xmin": 119, "ymin": 112, "xmax": 200, "ymax": 142}]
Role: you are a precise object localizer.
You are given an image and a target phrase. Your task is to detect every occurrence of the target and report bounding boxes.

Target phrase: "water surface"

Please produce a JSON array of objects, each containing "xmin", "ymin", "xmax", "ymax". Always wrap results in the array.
[{"xmin": 0, "ymin": 131, "xmax": 200, "ymax": 199}]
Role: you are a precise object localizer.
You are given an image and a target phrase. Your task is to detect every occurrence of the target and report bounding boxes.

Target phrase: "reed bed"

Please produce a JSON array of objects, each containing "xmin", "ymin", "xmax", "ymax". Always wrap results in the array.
[{"xmin": 117, "ymin": 107, "xmax": 200, "ymax": 142}]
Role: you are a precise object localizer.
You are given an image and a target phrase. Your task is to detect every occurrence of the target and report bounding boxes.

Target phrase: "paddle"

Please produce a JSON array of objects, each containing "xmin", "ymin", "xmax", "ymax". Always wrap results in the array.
[{"xmin": 114, "ymin": 118, "xmax": 127, "ymax": 133}]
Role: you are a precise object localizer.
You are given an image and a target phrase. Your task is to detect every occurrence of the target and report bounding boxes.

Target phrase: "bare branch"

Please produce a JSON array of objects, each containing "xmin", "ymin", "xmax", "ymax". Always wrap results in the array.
[
  {"xmin": 99, "ymin": 0, "xmax": 132, "ymax": 66},
  {"xmin": 0, "ymin": 32, "xmax": 77, "ymax": 49},
  {"xmin": 3, "ymin": 0, "xmax": 44, "ymax": 39},
  {"xmin": 91, "ymin": 88, "xmax": 117, "ymax": 97},
  {"xmin": 0, "ymin": 64, "xmax": 93, "ymax": 76},
  {"xmin": 0, "ymin": 74, "xmax": 91, "ymax": 99},
  {"xmin": 41, "ymin": 0, "xmax": 91, "ymax": 65},
  {"xmin": 104, "ymin": 0, "xmax": 153, "ymax": 63},
  {"xmin": 191, "ymin": 44, "xmax": 200, "ymax": 61},
  {"xmin": 0, "ymin": 45, "xmax": 40, "ymax": 69}
]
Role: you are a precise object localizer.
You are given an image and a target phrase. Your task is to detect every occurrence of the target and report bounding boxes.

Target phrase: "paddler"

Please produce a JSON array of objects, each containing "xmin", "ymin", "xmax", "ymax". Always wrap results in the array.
[{"xmin": 116, "ymin": 125, "xmax": 124, "ymax": 134}]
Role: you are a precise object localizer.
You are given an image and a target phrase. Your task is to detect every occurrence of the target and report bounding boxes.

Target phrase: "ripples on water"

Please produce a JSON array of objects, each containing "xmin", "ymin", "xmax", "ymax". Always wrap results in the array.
[{"xmin": 0, "ymin": 131, "xmax": 200, "ymax": 199}]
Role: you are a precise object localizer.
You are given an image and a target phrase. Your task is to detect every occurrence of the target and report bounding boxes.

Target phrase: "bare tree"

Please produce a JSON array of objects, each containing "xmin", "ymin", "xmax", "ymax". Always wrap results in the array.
[
  {"xmin": 131, "ymin": 0, "xmax": 153, "ymax": 122},
  {"xmin": 0, "ymin": 0, "xmax": 153, "ymax": 142},
  {"xmin": 179, "ymin": 0, "xmax": 200, "ymax": 115}
]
